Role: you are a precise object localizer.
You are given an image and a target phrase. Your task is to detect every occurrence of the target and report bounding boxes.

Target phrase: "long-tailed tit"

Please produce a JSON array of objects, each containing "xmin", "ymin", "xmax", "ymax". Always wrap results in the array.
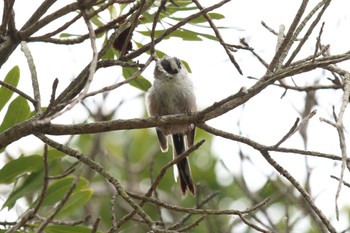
[{"xmin": 146, "ymin": 56, "xmax": 197, "ymax": 195}]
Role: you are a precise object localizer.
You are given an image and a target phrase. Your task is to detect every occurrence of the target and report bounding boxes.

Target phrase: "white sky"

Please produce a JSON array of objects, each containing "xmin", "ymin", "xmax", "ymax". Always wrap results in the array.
[{"xmin": 1, "ymin": 0, "xmax": 350, "ymax": 231}]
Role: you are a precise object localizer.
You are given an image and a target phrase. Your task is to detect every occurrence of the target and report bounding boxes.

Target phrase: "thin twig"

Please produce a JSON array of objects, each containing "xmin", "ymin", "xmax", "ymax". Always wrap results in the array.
[
  {"xmin": 240, "ymin": 38, "xmax": 269, "ymax": 68},
  {"xmin": 334, "ymin": 72, "xmax": 350, "ymax": 220},
  {"xmin": 274, "ymin": 118, "xmax": 300, "ymax": 148},
  {"xmin": 20, "ymin": 41, "xmax": 41, "ymax": 115},
  {"xmin": 330, "ymin": 175, "xmax": 350, "ymax": 188},
  {"xmin": 29, "ymin": 0, "xmax": 117, "ymax": 40},
  {"xmin": 320, "ymin": 72, "xmax": 350, "ymax": 220},
  {"xmin": 7, "ymin": 145, "xmax": 50, "ymax": 233},
  {"xmin": 48, "ymin": 161, "xmax": 78, "ymax": 179},
  {"xmin": 199, "ymin": 123, "xmax": 347, "ymax": 162},
  {"xmin": 44, "ymin": 78, "xmax": 59, "ymax": 116},
  {"xmin": 107, "ymin": 192, "xmax": 118, "ymax": 233},
  {"xmin": 91, "ymin": 217, "xmax": 100, "ymax": 233},
  {"xmin": 176, "ymin": 215, "xmax": 206, "ymax": 232},
  {"xmin": 20, "ymin": 0, "xmax": 57, "ymax": 31},
  {"xmin": 36, "ymin": 134, "xmax": 158, "ymax": 231},
  {"xmin": 267, "ymin": 0, "xmax": 309, "ymax": 73},
  {"xmin": 238, "ymin": 213, "xmax": 271, "ymax": 233},
  {"xmin": 273, "ymin": 110, "xmax": 317, "ymax": 148},
  {"xmin": 39, "ymin": 6, "xmax": 99, "ymax": 123},
  {"xmin": 116, "ymin": 140, "xmax": 205, "ymax": 228},
  {"xmin": 36, "ymin": 175, "xmax": 80, "ymax": 233},
  {"xmin": 0, "ymin": 80, "xmax": 36, "ymax": 104},
  {"xmin": 168, "ymin": 191, "xmax": 219, "ymax": 230},
  {"xmin": 35, "ymin": 214, "xmax": 91, "ymax": 226},
  {"xmin": 148, "ymin": 152, "xmax": 163, "ymax": 226},
  {"xmin": 123, "ymin": 0, "xmax": 231, "ymax": 61},
  {"xmin": 150, "ymin": 0, "xmax": 167, "ymax": 55},
  {"xmin": 84, "ymin": 56, "xmax": 154, "ymax": 99},
  {"xmin": 127, "ymin": 192, "xmax": 270, "ymax": 216},
  {"xmin": 312, "ymin": 22, "xmax": 325, "ymax": 62},
  {"xmin": 259, "ymin": 150, "xmax": 336, "ymax": 233},
  {"xmin": 0, "ymin": 0, "xmax": 15, "ymax": 35},
  {"xmin": 34, "ymin": 145, "xmax": 50, "ymax": 212},
  {"xmin": 285, "ymin": 0, "xmax": 331, "ymax": 66},
  {"xmin": 192, "ymin": 0, "xmax": 242, "ymax": 74},
  {"xmin": 46, "ymin": 18, "xmax": 133, "ymax": 114}
]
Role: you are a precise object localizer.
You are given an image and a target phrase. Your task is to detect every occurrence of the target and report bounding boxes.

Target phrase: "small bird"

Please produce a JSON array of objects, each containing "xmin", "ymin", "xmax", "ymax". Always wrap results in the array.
[{"xmin": 146, "ymin": 55, "xmax": 197, "ymax": 195}]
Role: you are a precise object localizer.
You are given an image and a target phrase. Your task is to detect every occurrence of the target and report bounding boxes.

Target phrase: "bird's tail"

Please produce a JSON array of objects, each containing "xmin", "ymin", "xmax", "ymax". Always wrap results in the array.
[{"xmin": 172, "ymin": 133, "xmax": 195, "ymax": 195}]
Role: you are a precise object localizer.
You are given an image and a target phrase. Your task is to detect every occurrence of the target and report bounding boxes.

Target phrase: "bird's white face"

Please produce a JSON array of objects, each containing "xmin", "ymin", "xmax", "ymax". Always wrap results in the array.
[
  {"xmin": 160, "ymin": 56, "xmax": 182, "ymax": 74},
  {"xmin": 154, "ymin": 56, "xmax": 188, "ymax": 80}
]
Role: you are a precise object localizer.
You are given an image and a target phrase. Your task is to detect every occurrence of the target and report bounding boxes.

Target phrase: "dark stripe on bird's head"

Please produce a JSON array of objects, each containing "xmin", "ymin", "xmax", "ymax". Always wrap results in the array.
[{"xmin": 161, "ymin": 57, "xmax": 182, "ymax": 74}]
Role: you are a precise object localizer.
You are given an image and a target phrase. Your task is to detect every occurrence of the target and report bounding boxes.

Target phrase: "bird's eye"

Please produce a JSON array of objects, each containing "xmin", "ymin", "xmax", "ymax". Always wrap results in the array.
[
  {"xmin": 161, "ymin": 59, "xmax": 172, "ymax": 73},
  {"xmin": 174, "ymin": 57, "xmax": 181, "ymax": 69}
]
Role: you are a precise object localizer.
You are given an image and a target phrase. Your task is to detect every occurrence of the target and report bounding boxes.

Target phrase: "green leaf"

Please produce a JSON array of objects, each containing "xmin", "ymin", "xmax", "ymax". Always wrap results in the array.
[
  {"xmin": 138, "ymin": 28, "xmax": 202, "ymax": 41},
  {"xmin": 167, "ymin": 0, "xmax": 193, "ymax": 8},
  {"xmin": 108, "ymin": 5, "xmax": 117, "ymax": 20},
  {"xmin": 47, "ymin": 149, "xmax": 66, "ymax": 161},
  {"xmin": 0, "ymin": 155, "xmax": 42, "ymax": 184},
  {"xmin": 56, "ymin": 189, "xmax": 93, "ymax": 217},
  {"xmin": 0, "ymin": 66, "xmax": 20, "ymax": 112},
  {"xmin": 102, "ymin": 35, "xmax": 116, "ymax": 60},
  {"xmin": 3, "ymin": 170, "xmax": 44, "ymax": 209},
  {"xmin": 45, "ymin": 225, "xmax": 97, "ymax": 233},
  {"xmin": 41, "ymin": 176, "xmax": 90, "ymax": 206},
  {"xmin": 165, "ymin": 5, "xmax": 197, "ymax": 15},
  {"xmin": 0, "ymin": 96, "xmax": 30, "ymax": 132},
  {"xmin": 59, "ymin": 33, "xmax": 81, "ymax": 38},
  {"xmin": 90, "ymin": 15, "xmax": 104, "ymax": 27},
  {"xmin": 1, "ymin": 151, "xmax": 65, "ymax": 209},
  {"xmin": 28, "ymin": 107, "xmax": 47, "ymax": 119},
  {"xmin": 171, "ymin": 12, "xmax": 225, "ymax": 24},
  {"xmin": 173, "ymin": 28, "xmax": 203, "ymax": 40},
  {"xmin": 194, "ymin": 31, "xmax": 218, "ymax": 41},
  {"xmin": 134, "ymin": 42, "xmax": 166, "ymax": 58},
  {"xmin": 181, "ymin": 60, "xmax": 192, "ymax": 73},
  {"xmin": 122, "ymin": 67, "xmax": 152, "ymax": 91},
  {"xmin": 139, "ymin": 3, "xmax": 196, "ymax": 24}
]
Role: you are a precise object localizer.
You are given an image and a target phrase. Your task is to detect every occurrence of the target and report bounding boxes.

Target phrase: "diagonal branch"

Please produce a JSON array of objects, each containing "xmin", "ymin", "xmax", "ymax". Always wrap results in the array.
[
  {"xmin": 123, "ymin": 0, "xmax": 231, "ymax": 61},
  {"xmin": 35, "ymin": 134, "xmax": 159, "ymax": 231},
  {"xmin": 38, "ymin": 4, "xmax": 99, "ymax": 124},
  {"xmin": 192, "ymin": 0, "xmax": 242, "ymax": 74},
  {"xmin": 20, "ymin": 41, "xmax": 41, "ymax": 115},
  {"xmin": 259, "ymin": 150, "xmax": 336, "ymax": 233},
  {"xmin": 116, "ymin": 140, "xmax": 205, "ymax": 228},
  {"xmin": 285, "ymin": 0, "xmax": 331, "ymax": 66}
]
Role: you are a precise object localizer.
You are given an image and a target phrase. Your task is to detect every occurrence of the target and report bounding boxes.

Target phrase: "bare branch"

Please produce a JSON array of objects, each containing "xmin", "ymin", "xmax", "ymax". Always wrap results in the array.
[
  {"xmin": 267, "ymin": 0, "xmax": 309, "ymax": 73},
  {"xmin": 128, "ymin": 192, "xmax": 270, "ymax": 216},
  {"xmin": 84, "ymin": 56, "xmax": 154, "ymax": 99},
  {"xmin": 238, "ymin": 213, "xmax": 271, "ymax": 233},
  {"xmin": 116, "ymin": 140, "xmax": 205, "ymax": 228},
  {"xmin": 192, "ymin": 0, "xmax": 242, "ymax": 74},
  {"xmin": 37, "ymin": 6, "xmax": 98, "ymax": 123},
  {"xmin": 0, "ymin": 0, "xmax": 15, "ymax": 35},
  {"xmin": 7, "ymin": 145, "xmax": 50, "ymax": 233},
  {"xmin": 259, "ymin": 150, "xmax": 336, "ymax": 233},
  {"xmin": 285, "ymin": 0, "xmax": 331, "ymax": 66},
  {"xmin": 36, "ymin": 175, "xmax": 80, "ymax": 233},
  {"xmin": 123, "ymin": 0, "xmax": 232, "ymax": 61},
  {"xmin": 20, "ymin": 41, "xmax": 41, "ymax": 115},
  {"xmin": 35, "ymin": 134, "xmax": 159, "ymax": 231},
  {"xmin": 0, "ymin": 80, "xmax": 36, "ymax": 104},
  {"xmin": 273, "ymin": 110, "xmax": 317, "ymax": 148}
]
